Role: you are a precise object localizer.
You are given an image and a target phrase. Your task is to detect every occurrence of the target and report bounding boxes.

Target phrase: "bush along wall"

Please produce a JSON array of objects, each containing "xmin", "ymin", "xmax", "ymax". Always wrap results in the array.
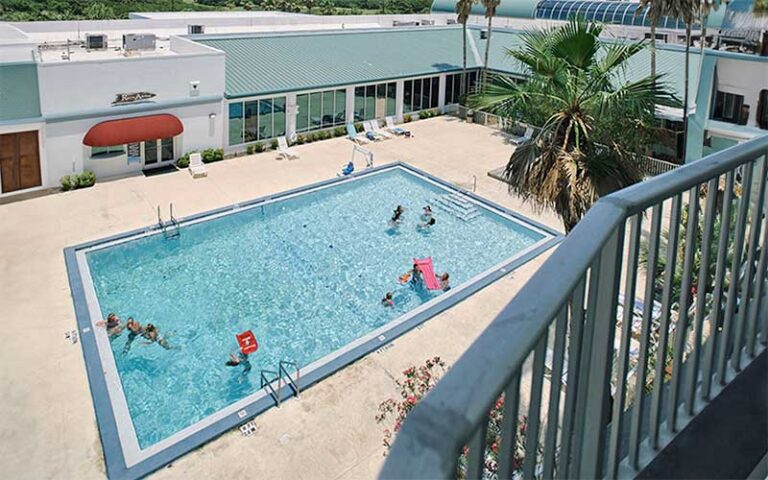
[{"xmin": 60, "ymin": 171, "xmax": 96, "ymax": 191}]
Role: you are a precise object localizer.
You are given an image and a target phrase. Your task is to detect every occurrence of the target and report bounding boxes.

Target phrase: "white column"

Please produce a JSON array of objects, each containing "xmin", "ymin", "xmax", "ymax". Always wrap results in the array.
[
  {"xmin": 438, "ymin": 73, "xmax": 447, "ymax": 111},
  {"xmin": 286, "ymin": 93, "xmax": 297, "ymax": 141},
  {"xmin": 395, "ymin": 80, "xmax": 405, "ymax": 122},
  {"xmin": 346, "ymin": 86, "xmax": 356, "ymax": 124}
]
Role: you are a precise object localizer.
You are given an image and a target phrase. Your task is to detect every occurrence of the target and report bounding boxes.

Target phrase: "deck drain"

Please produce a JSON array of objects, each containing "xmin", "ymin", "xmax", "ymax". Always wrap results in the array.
[
  {"xmin": 240, "ymin": 420, "xmax": 257, "ymax": 437},
  {"xmin": 65, "ymin": 330, "xmax": 79, "ymax": 344}
]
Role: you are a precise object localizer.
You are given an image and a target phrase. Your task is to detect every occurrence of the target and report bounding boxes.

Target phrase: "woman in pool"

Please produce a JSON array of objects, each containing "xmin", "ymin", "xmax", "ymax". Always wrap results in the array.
[
  {"xmin": 122, "ymin": 317, "xmax": 145, "ymax": 354},
  {"xmin": 421, "ymin": 205, "xmax": 433, "ymax": 221},
  {"xmin": 389, "ymin": 205, "xmax": 405, "ymax": 225},
  {"xmin": 96, "ymin": 313, "xmax": 124, "ymax": 338},
  {"xmin": 142, "ymin": 323, "xmax": 175, "ymax": 350},
  {"xmin": 439, "ymin": 272, "xmax": 451, "ymax": 291},
  {"xmin": 417, "ymin": 217, "xmax": 436, "ymax": 231},
  {"xmin": 381, "ymin": 292, "xmax": 395, "ymax": 307},
  {"xmin": 226, "ymin": 351, "xmax": 252, "ymax": 377}
]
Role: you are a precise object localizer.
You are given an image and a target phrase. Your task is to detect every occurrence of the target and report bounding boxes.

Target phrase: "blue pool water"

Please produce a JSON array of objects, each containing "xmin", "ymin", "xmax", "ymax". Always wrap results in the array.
[{"xmin": 86, "ymin": 167, "xmax": 546, "ymax": 448}]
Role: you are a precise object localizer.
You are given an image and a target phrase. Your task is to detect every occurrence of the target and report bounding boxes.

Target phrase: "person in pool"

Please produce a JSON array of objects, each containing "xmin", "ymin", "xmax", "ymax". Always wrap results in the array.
[
  {"xmin": 381, "ymin": 292, "xmax": 395, "ymax": 307},
  {"xmin": 142, "ymin": 323, "xmax": 175, "ymax": 350},
  {"xmin": 418, "ymin": 217, "xmax": 437, "ymax": 230},
  {"xmin": 421, "ymin": 205, "xmax": 433, "ymax": 221},
  {"xmin": 391, "ymin": 205, "xmax": 405, "ymax": 224},
  {"xmin": 122, "ymin": 317, "xmax": 145, "ymax": 354},
  {"xmin": 226, "ymin": 351, "xmax": 252, "ymax": 377},
  {"xmin": 439, "ymin": 272, "xmax": 451, "ymax": 291},
  {"xmin": 96, "ymin": 313, "xmax": 124, "ymax": 338}
]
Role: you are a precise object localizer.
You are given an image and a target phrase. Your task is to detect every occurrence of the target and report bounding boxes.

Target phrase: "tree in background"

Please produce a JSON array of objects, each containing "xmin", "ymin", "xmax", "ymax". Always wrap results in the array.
[
  {"xmin": 305, "ymin": 0, "xmax": 316, "ymax": 13},
  {"xmin": 456, "ymin": 0, "xmax": 475, "ymax": 97},
  {"xmin": 469, "ymin": 19, "xmax": 679, "ymax": 232},
  {"xmin": 84, "ymin": 3, "xmax": 116, "ymax": 20},
  {"xmin": 319, "ymin": 0, "xmax": 336, "ymax": 14},
  {"xmin": 637, "ymin": 0, "xmax": 665, "ymax": 78},
  {"xmin": 481, "ymin": 0, "xmax": 500, "ymax": 88}
]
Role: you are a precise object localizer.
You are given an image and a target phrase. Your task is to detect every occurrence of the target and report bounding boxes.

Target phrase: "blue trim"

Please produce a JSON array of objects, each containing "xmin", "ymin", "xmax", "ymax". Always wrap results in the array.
[
  {"xmin": 45, "ymin": 95, "xmax": 223, "ymax": 123},
  {"xmin": 64, "ymin": 162, "xmax": 561, "ymax": 480}
]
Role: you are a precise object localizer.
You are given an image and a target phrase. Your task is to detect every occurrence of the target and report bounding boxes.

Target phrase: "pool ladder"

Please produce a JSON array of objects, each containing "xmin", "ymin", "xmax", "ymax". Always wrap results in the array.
[
  {"xmin": 157, "ymin": 203, "xmax": 180, "ymax": 239},
  {"xmin": 260, "ymin": 360, "xmax": 301, "ymax": 407}
]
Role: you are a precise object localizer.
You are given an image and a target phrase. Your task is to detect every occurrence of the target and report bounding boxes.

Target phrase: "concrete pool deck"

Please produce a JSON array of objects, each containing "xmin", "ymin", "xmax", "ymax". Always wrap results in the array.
[{"xmin": 0, "ymin": 116, "xmax": 562, "ymax": 479}]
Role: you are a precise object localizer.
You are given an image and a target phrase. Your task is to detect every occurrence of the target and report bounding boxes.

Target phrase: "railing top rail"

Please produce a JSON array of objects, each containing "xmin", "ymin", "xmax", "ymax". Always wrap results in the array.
[{"xmin": 381, "ymin": 134, "xmax": 768, "ymax": 479}]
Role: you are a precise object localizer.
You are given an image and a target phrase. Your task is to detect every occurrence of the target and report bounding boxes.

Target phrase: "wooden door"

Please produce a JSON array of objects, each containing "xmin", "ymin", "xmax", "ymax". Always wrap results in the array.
[{"xmin": 0, "ymin": 131, "xmax": 41, "ymax": 193}]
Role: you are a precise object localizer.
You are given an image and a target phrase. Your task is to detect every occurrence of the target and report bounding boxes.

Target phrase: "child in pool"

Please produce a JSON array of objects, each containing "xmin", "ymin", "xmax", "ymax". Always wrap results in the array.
[
  {"xmin": 381, "ymin": 292, "xmax": 395, "ymax": 307},
  {"xmin": 96, "ymin": 313, "xmax": 124, "ymax": 338}
]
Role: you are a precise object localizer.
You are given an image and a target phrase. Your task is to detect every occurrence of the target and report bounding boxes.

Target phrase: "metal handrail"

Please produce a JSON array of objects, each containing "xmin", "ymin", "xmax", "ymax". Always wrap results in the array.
[
  {"xmin": 278, "ymin": 360, "xmax": 301, "ymax": 398},
  {"xmin": 260, "ymin": 369, "xmax": 280, "ymax": 407},
  {"xmin": 381, "ymin": 135, "xmax": 768, "ymax": 479}
]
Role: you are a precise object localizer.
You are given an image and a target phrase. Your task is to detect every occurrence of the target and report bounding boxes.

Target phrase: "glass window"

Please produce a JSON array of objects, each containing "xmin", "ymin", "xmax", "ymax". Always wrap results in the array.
[
  {"xmin": 90, "ymin": 145, "xmax": 124, "ymax": 158},
  {"xmin": 259, "ymin": 98, "xmax": 273, "ymax": 140},
  {"xmin": 445, "ymin": 75, "xmax": 454, "ymax": 105},
  {"xmin": 228, "ymin": 102, "xmax": 244, "ymax": 146},
  {"xmin": 403, "ymin": 80, "xmax": 414, "ymax": 113},
  {"xmin": 413, "ymin": 79, "xmax": 422, "ymax": 111},
  {"xmin": 430, "ymin": 77, "xmax": 440, "ymax": 108},
  {"xmin": 161, "ymin": 138, "xmax": 174, "ymax": 161},
  {"xmin": 296, "ymin": 94, "xmax": 309, "ymax": 132},
  {"xmin": 309, "ymin": 92, "xmax": 322, "ymax": 130},
  {"xmin": 335, "ymin": 89, "xmax": 347, "ymax": 124},
  {"xmin": 273, "ymin": 97, "xmax": 286, "ymax": 137},
  {"xmin": 365, "ymin": 85, "xmax": 376, "ymax": 120},
  {"xmin": 322, "ymin": 91, "xmax": 335, "ymax": 128},
  {"xmin": 712, "ymin": 91, "xmax": 745, "ymax": 124},
  {"xmin": 355, "ymin": 87, "xmax": 365, "ymax": 121},
  {"xmin": 144, "ymin": 140, "xmax": 158, "ymax": 164},
  {"xmin": 386, "ymin": 83, "xmax": 397, "ymax": 117},
  {"xmin": 757, "ymin": 90, "xmax": 768, "ymax": 130},
  {"xmin": 244, "ymin": 100, "xmax": 259, "ymax": 143}
]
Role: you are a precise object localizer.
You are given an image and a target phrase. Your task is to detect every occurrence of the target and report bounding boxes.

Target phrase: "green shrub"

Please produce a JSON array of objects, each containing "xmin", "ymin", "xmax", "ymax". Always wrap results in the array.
[
  {"xmin": 270, "ymin": 139, "xmax": 278, "ymax": 149},
  {"xmin": 334, "ymin": 126, "xmax": 346, "ymax": 137},
  {"xmin": 246, "ymin": 144, "xmax": 255, "ymax": 155},
  {"xmin": 354, "ymin": 122, "xmax": 364, "ymax": 132},
  {"xmin": 254, "ymin": 142, "xmax": 265, "ymax": 153},
  {"xmin": 61, "ymin": 171, "xmax": 96, "ymax": 191},
  {"xmin": 403, "ymin": 114, "xmax": 413, "ymax": 123},
  {"xmin": 319, "ymin": 130, "xmax": 330, "ymax": 140},
  {"xmin": 176, "ymin": 152, "xmax": 190, "ymax": 168},
  {"xmin": 308, "ymin": 133, "xmax": 318, "ymax": 142},
  {"xmin": 201, "ymin": 148, "xmax": 223, "ymax": 163},
  {"xmin": 296, "ymin": 135, "xmax": 305, "ymax": 145},
  {"xmin": 419, "ymin": 110, "xmax": 430, "ymax": 119}
]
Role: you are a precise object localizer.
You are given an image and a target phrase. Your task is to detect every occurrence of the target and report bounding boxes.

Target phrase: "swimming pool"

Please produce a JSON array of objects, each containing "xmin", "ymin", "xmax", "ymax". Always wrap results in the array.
[{"xmin": 65, "ymin": 163, "xmax": 559, "ymax": 479}]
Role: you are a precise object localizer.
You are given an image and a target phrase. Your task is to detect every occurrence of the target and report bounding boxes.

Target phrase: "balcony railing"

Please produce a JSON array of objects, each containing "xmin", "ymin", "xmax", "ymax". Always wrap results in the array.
[{"xmin": 381, "ymin": 134, "xmax": 768, "ymax": 479}]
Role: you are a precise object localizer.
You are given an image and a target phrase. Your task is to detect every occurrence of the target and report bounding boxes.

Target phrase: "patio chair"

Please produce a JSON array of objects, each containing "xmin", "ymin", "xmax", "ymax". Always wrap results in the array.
[
  {"xmin": 346, "ymin": 124, "xmax": 369, "ymax": 145},
  {"xmin": 373, "ymin": 119, "xmax": 395, "ymax": 138},
  {"xmin": 277, "ymin": 136, "xmax": 299, "ymax": 160},
  {"xmin": 188, "ymin": 152, "xmax": 207, "ymax": 178},
  {"xmin": 363, "ymin": 121, "xmax": 385, "ymax": 141},
  {"xmin": 510, "ymin": 126, "xmax": 534, "ymax": 146},
  {"xmin": 385, "ymin": 116, "xmax": 411, "ymax": 137}
]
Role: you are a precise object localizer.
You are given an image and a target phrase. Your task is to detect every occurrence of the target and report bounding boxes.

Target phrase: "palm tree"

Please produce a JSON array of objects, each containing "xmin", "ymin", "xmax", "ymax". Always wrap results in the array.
[
  {"xmin": 469, "ymin": 19, "xmax": 679, "ymax": 232},
  {"xmin": 456, "ymin": 0, "xmax": 476, "ymax": 97},
  {"xmin": 481, "ymin": 0, "xmax": 501, "ymax": 87},
  {"xmin": 638, "ymin": 0, "xmax": 665, "ymax": 78},
  {"xmin": 668, "ymin": 0, "xmax": 699, "ymax": 160}
]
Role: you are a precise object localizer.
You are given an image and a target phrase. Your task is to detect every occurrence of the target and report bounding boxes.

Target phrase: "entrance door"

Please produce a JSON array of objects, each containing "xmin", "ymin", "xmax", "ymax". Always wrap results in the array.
[
  {"xmin": 142, "ymin": 137, "xmax": 174, "ymax": 168},
  {"xmin": 0, "ymin": 131, "xmax": 41, "ymax": 194}
]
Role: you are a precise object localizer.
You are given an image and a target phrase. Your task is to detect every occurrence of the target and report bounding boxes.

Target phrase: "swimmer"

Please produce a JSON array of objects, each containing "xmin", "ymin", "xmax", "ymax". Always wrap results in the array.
[
  {"xmin": 122, "ymin": 317, "xmax": 145, "ymax": 354},
  {"xmin": 421, "ymin": 205, "xmax": 433, "ymax": 221},
  {"xmin": 226, "ymin": 351, "xmax": 252, "ymax": 377},
  {"xmin": 381, "ymin": 292, "xmax": 395, "ymax": 307},
  {"xmin": 142, "ymin": 323, "xmax": 175, "ymax": 350},
  {"xmin": 96, "ymin": 313, "xmax": 124, "ymax": 337},
  {"xmin": 410, "ymin": 263, "xmax": 422, "ymax": 286},
  {"xmin": 418, "ymin": 217, "xmax": 437, "ymax": 230},
  {"xmin": 391, "ymin": 205, "xmax": 405, "ymax": 224},
  {"xmin": 439, "ymin": 272, "xmax": 451, "ymax": 291}
]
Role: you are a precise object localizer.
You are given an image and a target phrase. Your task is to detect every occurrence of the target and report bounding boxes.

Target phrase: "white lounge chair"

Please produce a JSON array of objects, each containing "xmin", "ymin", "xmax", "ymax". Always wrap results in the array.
[
  {"xmin": 346, "ymin": 124, "xmax": 369, "ymax": 145},
  {"xmin": 277, "ymin": 136, "xmax": 299, "ymax": 159},
  {"xmin": 510, "ymin": 126, "xmax": 534, "ymax": 146},
  {"xmin": 373, "ymin": 119, "xmax": 395, "ymax": 138},
  {"xmin": 386, "ymin": 116, "xmax": 411, "ymax": 137},
  {"xmin": 363, "ymin": 121, "xmax": 385, "ymax": 141},
  {"xmin": 188, "ymin": 152, "xmax": 207, "ymax": 178}
]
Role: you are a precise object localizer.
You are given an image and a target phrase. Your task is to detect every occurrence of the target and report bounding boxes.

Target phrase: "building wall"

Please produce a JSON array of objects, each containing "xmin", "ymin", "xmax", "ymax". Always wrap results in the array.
[{"xmin": 714, "ymin": 56, "xmax": 768, "ymax": 129}]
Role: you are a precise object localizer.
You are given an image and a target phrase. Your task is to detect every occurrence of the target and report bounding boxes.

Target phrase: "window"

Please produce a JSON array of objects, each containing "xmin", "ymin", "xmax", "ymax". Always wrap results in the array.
[
  {"xmin": 227, "ymin": 96, "xmax": 287, "ymax": 146},
  {"xmin": 712, "ymin": 91, "xmax": 745, "ymax": 124},
  {"xmin": 161, "ymin": 137, "xmax": 174, "ymax": 162},
  {"xmin": 757, "ymin": 90, "xmax": 768, "ymax": 130},
  {"xmin": 352, "ymin": 82, "xmax": 395, "ymax": 121},
  {"xmin": 402, "ymin": 76, "xmax": 441, "ymax": 113},
  {"xmin": 90, "ymin": 145, "xmax": 125, "ymax": 158},
  {"xmin": 296, "ymin": 89, "xmax": 347, "ymax": 133},
  {"xmin": 445, "ymin": 70, "xmax": 480, "ymax": 105}
]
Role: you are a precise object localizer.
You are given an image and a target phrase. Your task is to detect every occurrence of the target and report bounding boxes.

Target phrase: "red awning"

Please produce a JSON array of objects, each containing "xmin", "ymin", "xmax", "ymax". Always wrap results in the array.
[{"xmin": 83, "ymin": 114, "xmax": 183, "ymax": 147}]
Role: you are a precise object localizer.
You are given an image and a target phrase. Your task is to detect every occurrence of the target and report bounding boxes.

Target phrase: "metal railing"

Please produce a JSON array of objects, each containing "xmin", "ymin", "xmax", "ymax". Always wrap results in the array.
[
  {"xmin": 381, "ymin": 135, "xmax": 768, "ymax": 479},
  {"xmin": 638, "ymin": 156, "xmax": 681, "ymax": 178}
]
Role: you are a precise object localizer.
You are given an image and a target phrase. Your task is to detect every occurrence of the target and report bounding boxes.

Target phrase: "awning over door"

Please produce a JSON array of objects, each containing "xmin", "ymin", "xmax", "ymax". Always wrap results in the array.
[{"xmin": 83, "ymin": 114, "xmax": 183, "ymax": 147}]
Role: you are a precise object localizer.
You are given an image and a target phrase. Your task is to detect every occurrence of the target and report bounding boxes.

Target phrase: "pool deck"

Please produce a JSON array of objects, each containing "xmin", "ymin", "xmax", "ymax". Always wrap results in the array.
[{"xmin": 0, "ymin": 116, "xmax": 562, "ymax": 480}]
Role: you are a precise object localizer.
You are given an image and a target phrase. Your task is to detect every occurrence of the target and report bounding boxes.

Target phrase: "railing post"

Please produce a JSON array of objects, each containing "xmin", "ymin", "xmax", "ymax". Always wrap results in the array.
[{"xmin": 577, "ymin": 222, "xmax": 625, "ymax": 479}]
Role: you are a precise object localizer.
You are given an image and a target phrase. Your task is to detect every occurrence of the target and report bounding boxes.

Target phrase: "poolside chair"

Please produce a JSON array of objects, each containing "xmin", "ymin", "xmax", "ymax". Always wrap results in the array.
[
  {"xmin": 362, "ymin": 121, "xmax": 385, "ymax": 141},
  {"xmin": 188, "ymin": 152, "xmax": 207, "ymax": 178},
  {"xmin": 373, "ymin": 119, "xmax": 395, "ymax": 139},
  {"xmin": 510, "ymin": 126, "xmax": 534, "ymax": 146},
  {"xmin": 346, "ymin": 124, "xmax": 369, "ymax": 145},
  {"xmin": 386, "ymin": 116, "xmax": 411, "ymax": 137},
  {"xmin": 277, "ymin": 136, "xmax": 299, "ymax": 160}
]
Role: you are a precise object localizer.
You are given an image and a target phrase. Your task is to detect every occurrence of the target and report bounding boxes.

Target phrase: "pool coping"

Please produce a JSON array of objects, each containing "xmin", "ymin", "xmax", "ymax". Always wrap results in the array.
[{"xmin": 63, "ymin": 161, "xmax": 562, "ymax": 480}]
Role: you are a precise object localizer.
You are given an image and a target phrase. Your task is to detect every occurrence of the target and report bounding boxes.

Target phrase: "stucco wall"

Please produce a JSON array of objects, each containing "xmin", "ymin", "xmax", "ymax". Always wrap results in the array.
[{"xmin": 715, "ymin": 56, "xmax": 768, "ymax": 128}]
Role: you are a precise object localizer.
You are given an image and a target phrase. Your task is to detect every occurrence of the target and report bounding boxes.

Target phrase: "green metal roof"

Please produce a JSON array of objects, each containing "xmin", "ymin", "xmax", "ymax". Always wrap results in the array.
[
  {"xmin": 197, "ymin": 28, "xmax": 483, "ymax": 98},
  {"xmin": 0, "ymin": 63, "xmax": 41, "ymax": 122}
]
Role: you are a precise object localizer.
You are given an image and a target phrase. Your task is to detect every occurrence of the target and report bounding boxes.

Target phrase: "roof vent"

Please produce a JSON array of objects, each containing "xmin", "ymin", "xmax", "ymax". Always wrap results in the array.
[
  {"xmin": 123, "ymin": 33, "xmax": 156, "ymax": 51},
  {"xmin": 480, "ymin": 29, "xmax": 488, "ymax": 40},
  {"xmin": 188, "ymin": 24, "xmax": 205, "ymax": 35},
  {"xmin": 85, "ymin": 34, "xmax": 108, "ymax": 50}
]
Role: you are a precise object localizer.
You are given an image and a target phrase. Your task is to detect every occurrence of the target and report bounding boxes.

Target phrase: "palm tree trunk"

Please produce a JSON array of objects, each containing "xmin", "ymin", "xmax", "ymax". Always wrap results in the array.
[
  {"xmin": 650, "ymin": 22, "xmax": 657, "ymax": 78},
  {"xmin": 482, "ymin": 15, "xmax": 493, "ymax": 89},
  {"xmin": 682, "ymin": 22, "xmax": 692, "ymax": 161},
  {"xmin": 461, "ymin": 21, "xmax": 468, "ymax": 99}
]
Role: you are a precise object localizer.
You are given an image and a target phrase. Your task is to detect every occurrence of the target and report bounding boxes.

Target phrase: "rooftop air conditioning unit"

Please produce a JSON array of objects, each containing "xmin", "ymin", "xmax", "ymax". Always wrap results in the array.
[
  {"xmin": 393, "ymin": 20, "xmax": 420, "ymax": 27},
  {"xmin": 421, "ymin": 19, "xmax": 435, "ymax": 26},
  {"xmin": 123, "ymin": 33, "xmax": 156, "ymax": 51},
  {"xmin": 188, "ymin": 24, "xmax": 205, "ymax": 35},
  {"xmin": 85, "ymin": 34, "xmax": 108, "ymax": 50},
  {"xmin": 480, "ymin": 29, "xmax": 488, "ymax": 40},
  {"xmin": 447, "ymin": 19, "xmax": 457, "ymax": 25}
]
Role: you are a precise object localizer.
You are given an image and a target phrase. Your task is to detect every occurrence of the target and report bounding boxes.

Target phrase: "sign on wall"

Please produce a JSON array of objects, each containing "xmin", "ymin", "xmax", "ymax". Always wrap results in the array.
[{"xmin": 112, "ymin": 92, "xmax": 156, "ymax": 106}]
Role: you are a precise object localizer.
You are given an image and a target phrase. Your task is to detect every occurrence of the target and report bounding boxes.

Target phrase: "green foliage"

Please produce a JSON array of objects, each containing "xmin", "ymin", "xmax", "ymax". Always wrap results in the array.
[
  {"xmin": 246, "ymin": 144, "xmax": 255, "ymax": 155},
  {"xmin": 469, "ymin": 18, "xmax": 679, "ymax": 232},
  {"xmin": 177, "ymin": 153, "xmax": 190, "ymax": 168},
  {"xmin": 270, "ymin": 139, "xmax": 279, "ymax": 149},
  {"xmin": 60, "ymin": 171, "xmax": 96, "ymax": 191},
  {"xmin": 83, "ymin": 2, "xmax": 115, "ymax": 19},
  {"xmin": 333, "ymin": 126, "xmax": 346, "ymax": 137},
  {"xmin": 201, "ymin": 148, "xmax": 224, "ymax": 163},
  {"xmin": 403, "ymin": 114, "xmax": 413, "ymax": 123},
  {"xmin": 254, "ymin": 142, "xmax": 265, "ymax": 153},
  {"xmin": 295, "ymin": 134, "xmax": 306, "ymax": 145},
  {"xmin": 354, "ymin": 122, "xmax": 364, "ymax": 132}
]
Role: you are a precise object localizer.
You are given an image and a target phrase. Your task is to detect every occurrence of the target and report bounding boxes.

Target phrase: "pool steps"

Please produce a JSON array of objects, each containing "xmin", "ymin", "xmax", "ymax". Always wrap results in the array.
[
  {"xmin": 260, "ymin": 360, "xmax": 301, "ymax": 407},
  {"xmin": 430, "ymin": 193, "xmax": 481, "ymax": 222}
]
